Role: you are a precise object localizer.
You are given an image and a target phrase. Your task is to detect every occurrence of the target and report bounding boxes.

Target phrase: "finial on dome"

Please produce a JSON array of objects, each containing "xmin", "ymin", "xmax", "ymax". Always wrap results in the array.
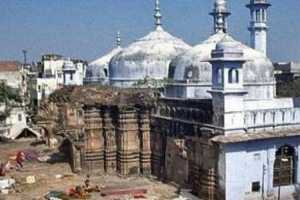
[
  {"xmin": 154, "ymin": 0, "xmax": 162, "ymax": 29},
  {"xmin": 210, "ymin": 0, "xmax": 231, "ymax": 33},
  {"xmin": 116, "ymin": 31, "xmax": 121, "ymax": 48}
]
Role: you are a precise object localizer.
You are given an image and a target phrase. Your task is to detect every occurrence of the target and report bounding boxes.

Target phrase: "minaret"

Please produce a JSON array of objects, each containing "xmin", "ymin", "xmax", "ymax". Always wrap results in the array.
[
  {"xmin": 210, "ymin": 0, "xmax": 231, "ymax": 33},
  {"xmin": 247, "ymin": 0, "xmax": 271, "ymax": 56},
  {"xmin": 116, "ymin": 31, "xmax": 121, "ymax": 48},
  {"xmin": 208, "ymin": 36, "xmax": 247, "ymax": 135},
  {"xmin": 154, "ymin": 0, "xmax": 162, "ymax": 30}
]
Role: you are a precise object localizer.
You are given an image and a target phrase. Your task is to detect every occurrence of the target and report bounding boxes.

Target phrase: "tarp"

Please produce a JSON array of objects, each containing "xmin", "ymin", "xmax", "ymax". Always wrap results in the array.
[{"xmin": 0, "ymin": 178, "xmax": 15, "ymax": 190}]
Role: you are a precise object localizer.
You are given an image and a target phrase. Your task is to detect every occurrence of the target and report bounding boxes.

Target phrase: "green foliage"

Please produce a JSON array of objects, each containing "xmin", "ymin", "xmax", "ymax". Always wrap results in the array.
[
  {"xmin": 277, "ymin": 79, "xmax": 300, "ymax": 97},
  {"xmin": 0, "ymin": 82, "xmax": 22, "ymax": 103}
]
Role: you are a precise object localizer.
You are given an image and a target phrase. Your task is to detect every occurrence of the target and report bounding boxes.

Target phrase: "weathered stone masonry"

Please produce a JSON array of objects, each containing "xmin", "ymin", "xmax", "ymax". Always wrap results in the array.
[
  {"xmin": 37, "ymin": 86, "xmax": 154, "ymax": 176},
  {"xmin": 37, "ymin": 86, "xmax": 221, "ymax": 199}
]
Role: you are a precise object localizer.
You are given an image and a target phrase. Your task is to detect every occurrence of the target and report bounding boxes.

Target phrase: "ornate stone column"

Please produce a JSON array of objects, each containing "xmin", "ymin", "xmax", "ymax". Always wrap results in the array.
[
  {"xmin": 103, "ymin": 108, "xmax": 117, "ymax": 174},
  {"xmin": 138, "ymin": 109, "xmax": 151, "ymax": 175},
  {"xmin": 117, "ymin": 109, "xmax": 140, "ymax": 176},
  {"xmin": 83, "ymin": 107, "xmax": 105, "ymax": 173}
]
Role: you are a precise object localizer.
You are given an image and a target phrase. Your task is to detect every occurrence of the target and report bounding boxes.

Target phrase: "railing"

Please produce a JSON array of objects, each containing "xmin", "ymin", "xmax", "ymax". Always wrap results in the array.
[{"xmin": 244, "ymin": 107, "xmax": 300, "ymax": 130}]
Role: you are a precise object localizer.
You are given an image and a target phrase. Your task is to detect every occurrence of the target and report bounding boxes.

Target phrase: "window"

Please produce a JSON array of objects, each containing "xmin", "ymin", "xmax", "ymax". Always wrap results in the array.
[
  {"xmin": 229, "ymin": 69, "xmax": 239, "ymax": 83},
  {"xmin": 18, "ymin": 114, "xmax": 22, "ymax": 122},
  {"xmin": 70, "ymin": 73, "xmax": 73, "ymax": 80},
  {"xmin": 104, "ymin": 69, "xmax": 108, "ymax": 77},
  {"xmin": 252, "ymin": 182, "xmax": 260, "ymax": 192},
  {"xmin": 262, "ymin": 9, "xmax": 266, "ymax": 21},
  {"xmin": 256, "ymin": 10, "xmax": 260, "ymax": 21},
  {"xmin": 217, "ymin": 68, "xmax": 223, "ymax": 84},
  {"xmin": 273, "ymin": 145, "xmax": 296, "ymax": 187}
]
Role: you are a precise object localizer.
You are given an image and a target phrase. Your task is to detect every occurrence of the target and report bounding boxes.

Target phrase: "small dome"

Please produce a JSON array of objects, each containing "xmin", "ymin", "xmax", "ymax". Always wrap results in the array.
[
  {"xmin": 212, "ymin": 35, "xmax": 244, "ymax": 59},
  {"xmin": 215, "ymin": 35, "xmax": 241, "ymax": 51},
  {"xmin": 170, "ymin": 32, "xmax": 226, "ymax": 83},
  {"xmin": 109, "ymin": 26, "xmax": 191, "ymax": 87},
  {"xmin": 167, "ymin": 32, "xmax": 274, "ymax": 100},
  {"xmin": 86, "ymin": 47, "xmax": 122, "ymax": 84}
]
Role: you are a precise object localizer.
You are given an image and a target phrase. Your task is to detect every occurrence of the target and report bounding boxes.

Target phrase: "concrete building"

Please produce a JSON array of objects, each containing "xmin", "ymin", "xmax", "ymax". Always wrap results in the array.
[
  {"xmin": 0, "ymin": 61, "xmax": 40, "ymax": 140},
  {"xmin": 274, "ymin": 62, "xmax": 300, "ymax": 82},
  {"xmin": 0, "ymin": 103, "xmax": 40, "ymax": 140},
  {"xmin": 0, "ymin": 61, "xmax": 27, "ymax": 97},
  {"xmin": 36, "ymin": 54, "xmax": 86, "ymax": 105}
]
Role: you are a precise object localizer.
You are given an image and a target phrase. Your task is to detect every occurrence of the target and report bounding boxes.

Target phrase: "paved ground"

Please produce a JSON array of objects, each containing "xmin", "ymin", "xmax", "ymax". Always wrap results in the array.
[{"xmin": 0, "ymin": 140, "xmax": 179, "ymax": 200}]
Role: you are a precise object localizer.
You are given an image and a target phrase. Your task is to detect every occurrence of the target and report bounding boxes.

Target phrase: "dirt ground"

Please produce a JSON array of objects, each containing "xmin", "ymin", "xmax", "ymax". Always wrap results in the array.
[{"xmin": 0, "ymin": 140, "xmax": 179, "ymax": 200}]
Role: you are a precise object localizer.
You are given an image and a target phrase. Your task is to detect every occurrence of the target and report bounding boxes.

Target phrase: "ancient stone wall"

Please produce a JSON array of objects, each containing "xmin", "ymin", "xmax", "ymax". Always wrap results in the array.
[
  {"xmin": 36, "ymin": 86, "xmax": 156, "ymax": 176},
  {"xmin": 151, "ymin": 97, "xmax": 219, "ymax": 200},
  {"xmin": 36, "ymin": 86, "xmax": 222, "ymax": 199},
  {"xmin": 62, "ymin": 105, "xmax": 152, "ymax": 176}
]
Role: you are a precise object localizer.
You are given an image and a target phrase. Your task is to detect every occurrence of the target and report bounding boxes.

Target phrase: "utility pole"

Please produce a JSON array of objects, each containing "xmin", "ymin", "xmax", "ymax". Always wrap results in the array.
[{"xmin": 22, "ymin": 49, "xmax": 27, "ymax": 65}]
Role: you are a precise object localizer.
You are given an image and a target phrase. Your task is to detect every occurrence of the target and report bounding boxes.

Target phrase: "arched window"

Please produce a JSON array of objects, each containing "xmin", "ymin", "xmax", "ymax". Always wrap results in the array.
[
  {"xmin": 229, "ymin": 69, "xmax": 239, "ymax": 83},
  {"xmin": 104, "ymin": 69, "xmax": 108, "ymax": 77},
  {"xmin": 273, "ymin": 145, "xmax": 296, "ymax": 186},
  {"xmin": 256, "ymin": 9, "xmax": 260, "ymax": 22},
  {"xmin": 217, "ymin": 68, "xmax": 223, "ymax": 84},
  {"xmin": 262, "ymin": 9, "xmax": 266, "ymax": 21}
]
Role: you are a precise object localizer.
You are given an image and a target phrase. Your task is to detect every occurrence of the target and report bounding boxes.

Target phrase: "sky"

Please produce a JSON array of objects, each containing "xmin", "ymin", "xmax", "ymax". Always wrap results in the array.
[{"xmin": 0, "ymin": 0, "xmax": 299, "ymax": 63}]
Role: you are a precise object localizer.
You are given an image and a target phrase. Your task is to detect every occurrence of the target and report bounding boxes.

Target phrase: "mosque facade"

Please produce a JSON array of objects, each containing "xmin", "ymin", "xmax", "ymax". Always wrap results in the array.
[{"xmin": 75, "ymin": 0, "xmax": 300, "ymax": 199}]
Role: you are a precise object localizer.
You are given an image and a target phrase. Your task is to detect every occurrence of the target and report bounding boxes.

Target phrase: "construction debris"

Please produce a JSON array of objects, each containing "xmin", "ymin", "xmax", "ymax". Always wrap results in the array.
[
  {"xmin": 101, "ymin": 187, "xmax": 147, "ymax": 197},
  {"xmin": 44, "ymin": 191, "xmax": 70, "ymax": 200},
  {"xmin": 26, "ymin": 176, "xmax": 36, "ymax": 184},
  {"xmin": 0, "ymin": 178, "xmax": 15, "ymax": 195}
]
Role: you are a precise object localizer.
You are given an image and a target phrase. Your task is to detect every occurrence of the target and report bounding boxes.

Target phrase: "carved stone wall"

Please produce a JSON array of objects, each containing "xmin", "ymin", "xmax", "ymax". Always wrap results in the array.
[
  {"xmin": 151, "ymin": 97, "xmax": 219, "ymax": 200},
  {"xmin": 61, "ymin": 105, "xmax": 152, "ymax": 176}
]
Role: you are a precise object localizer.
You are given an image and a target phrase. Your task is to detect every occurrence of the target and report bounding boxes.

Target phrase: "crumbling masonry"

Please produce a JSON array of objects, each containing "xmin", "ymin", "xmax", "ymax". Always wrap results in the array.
[{"xmin": 37, "ymin": 86, "xmax": 220, "ymax": 199}]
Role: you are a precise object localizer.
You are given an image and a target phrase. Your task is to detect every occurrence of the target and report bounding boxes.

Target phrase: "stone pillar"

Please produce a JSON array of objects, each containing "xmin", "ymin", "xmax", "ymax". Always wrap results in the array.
[
  {"xmin": 83, "ymin": 107, "xmax": 105, "ymax": 174},
  {"xmin": 199, "ymin": 168, "xmax": 217, "ymax": 200},
  {"xmin": 72, "ymin": 144, "xmax": 82, "ymax": 173},
  {"xmin": 138, "ymin": 110, "xmax": 151, "ymax": 175},
  {"xmin": 117, "ymin": 110, "xmax": 140, "ymax": 176},
  {"xmin": 103, "ymin": 108, "xmax": 117, "ymax": 174},
  {"xmin": 197, "ymin": 141, "xmax": 218, "ymax": 200},
  {"xmin": 150, "ymin": 119, "xmax": 164, "ymax": 178}
]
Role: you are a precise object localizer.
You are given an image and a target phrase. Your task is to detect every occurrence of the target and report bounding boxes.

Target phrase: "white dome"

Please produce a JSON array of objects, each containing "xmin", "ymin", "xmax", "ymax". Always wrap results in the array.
[
  {"xmin": 167, "ymin": 32, "xmax": 275, "ymax": 100},
  {"xmin": 86, "ymin": 47, "xmax": 122, "ymax": 84},
  {"xmin": 109, "ymin": 26, "xmax": 191, "ymax": 87}
]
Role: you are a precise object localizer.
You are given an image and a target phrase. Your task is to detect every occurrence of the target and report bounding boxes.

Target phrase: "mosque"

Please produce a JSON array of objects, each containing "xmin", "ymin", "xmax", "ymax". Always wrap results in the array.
[{"xmin": 74, "ymin": 0, "xmax": 300, "ymax": 199}]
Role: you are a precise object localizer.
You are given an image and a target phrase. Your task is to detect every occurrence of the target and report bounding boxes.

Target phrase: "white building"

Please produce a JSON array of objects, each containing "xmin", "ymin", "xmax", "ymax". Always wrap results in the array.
[
  {"xmin": 0, "ymin": 103, "xmax": 40, "ymax": 140},
  {"xmin": 167, "ymin": 0, "xmax": 299, "ymax": 199},
  {"xmin": 36, "ymin": 54, "xmax": 86, "ymax": 105}
]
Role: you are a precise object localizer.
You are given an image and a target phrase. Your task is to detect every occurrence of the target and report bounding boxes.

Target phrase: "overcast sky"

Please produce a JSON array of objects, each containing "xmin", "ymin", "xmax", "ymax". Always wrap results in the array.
[{"xmin": 0, "ymin": 0, "xmax": 299, "ymax": 63}]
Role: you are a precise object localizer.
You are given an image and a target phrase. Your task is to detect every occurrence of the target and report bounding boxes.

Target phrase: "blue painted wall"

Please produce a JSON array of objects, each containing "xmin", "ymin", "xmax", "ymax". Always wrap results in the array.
[{"xmin": 220, "ymin": 136, "xmax": 300, "ymax": 200}]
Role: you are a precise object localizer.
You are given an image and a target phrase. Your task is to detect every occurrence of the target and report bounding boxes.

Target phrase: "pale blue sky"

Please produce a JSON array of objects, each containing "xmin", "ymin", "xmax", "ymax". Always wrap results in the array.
[{"xmin": 0, "ymin": 0, "xmax": 299, "ymax": 62}]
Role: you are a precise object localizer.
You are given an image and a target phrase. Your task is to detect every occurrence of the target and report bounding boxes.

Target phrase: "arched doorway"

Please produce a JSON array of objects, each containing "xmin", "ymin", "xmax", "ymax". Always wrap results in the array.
[{"xmin": 273, "ymin": 145, "xmax": 296, "ymax": 187}]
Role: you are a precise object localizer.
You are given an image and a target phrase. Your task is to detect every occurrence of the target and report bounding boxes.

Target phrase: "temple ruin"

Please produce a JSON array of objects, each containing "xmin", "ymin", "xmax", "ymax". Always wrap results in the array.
[{"xmin": 36, "ymin": 86, "xmax": 156, "ymax": 176}]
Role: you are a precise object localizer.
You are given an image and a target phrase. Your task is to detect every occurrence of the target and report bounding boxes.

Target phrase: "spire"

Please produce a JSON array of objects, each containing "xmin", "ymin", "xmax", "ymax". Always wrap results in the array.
[
  {"xmin": 154, "ymin": 0, "xmax": 162, "ymax": 29},
  {"xmin": 210, "ymin": 0, "xmax": 231, "ymax": 33},
  {"xmin": 246, "ymin": 0, "xmax": 271, "ymax": 56},
  {"xmin": 116, "ymin": 31, "xmax": 121, "ymax": 48}
]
